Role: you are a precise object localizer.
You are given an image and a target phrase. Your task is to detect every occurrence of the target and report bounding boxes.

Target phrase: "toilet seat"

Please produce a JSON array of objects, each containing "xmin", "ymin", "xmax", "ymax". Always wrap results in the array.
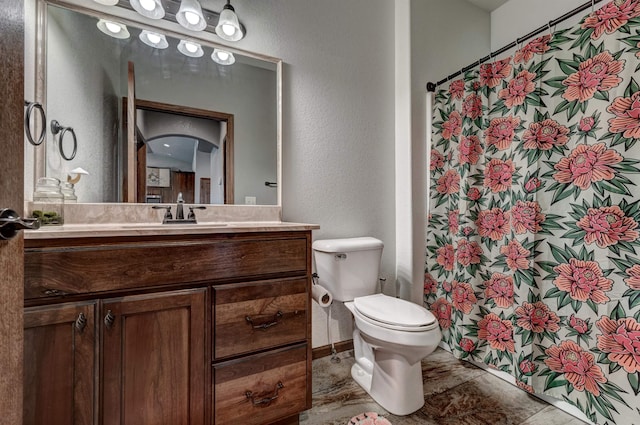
[{"xmin": 353, "ymin": 294, "xmax": 437, "ymax": 332}]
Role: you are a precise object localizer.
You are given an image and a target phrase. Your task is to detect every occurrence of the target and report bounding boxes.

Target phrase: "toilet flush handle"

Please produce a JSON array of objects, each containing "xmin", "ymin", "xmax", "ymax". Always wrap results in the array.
[{"xmin": 335, "ymin": 253, "xmax": 346, "ymax": 260}]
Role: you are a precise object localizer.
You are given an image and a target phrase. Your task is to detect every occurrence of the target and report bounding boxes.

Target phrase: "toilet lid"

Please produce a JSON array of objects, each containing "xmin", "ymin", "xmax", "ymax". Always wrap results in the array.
[{"xmin": 354, "ymin": 294, "xmax": 436, "ymax": 328}]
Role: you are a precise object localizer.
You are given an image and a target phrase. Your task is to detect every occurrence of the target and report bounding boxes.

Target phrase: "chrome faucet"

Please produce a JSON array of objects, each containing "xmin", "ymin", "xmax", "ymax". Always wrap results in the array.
[{"xmin": 176, "ymin": 192, "xmax": 185, "ymax": 220}]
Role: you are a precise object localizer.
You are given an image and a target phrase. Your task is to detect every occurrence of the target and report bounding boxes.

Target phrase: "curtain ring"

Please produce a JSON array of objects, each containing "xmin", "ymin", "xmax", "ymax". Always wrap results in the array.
[
  {"xmin": 51, "ymin": 120, "xmax": 78, "ymax": 161},
  {"xmin": 591, "ymin": 0, "xmax": 595, "ymax": 13},
  {"xmin": 24, "ymin": 100, "xmax": 46, "ymax": 146}
]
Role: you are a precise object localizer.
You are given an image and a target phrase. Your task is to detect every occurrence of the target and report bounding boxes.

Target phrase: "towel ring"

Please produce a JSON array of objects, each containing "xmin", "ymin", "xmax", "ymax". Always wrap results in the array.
[
  {"xmin": 24, "ymin": 100, "xmax": 46, "ymax": 146},
  {"xmin": 51, "ymin": 120, "xmax": 77, "ymax": 161}
]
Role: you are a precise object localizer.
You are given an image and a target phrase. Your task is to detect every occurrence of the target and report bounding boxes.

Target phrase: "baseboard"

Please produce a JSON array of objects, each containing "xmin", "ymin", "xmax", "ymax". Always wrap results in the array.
[{"xmin": 312, "ymin": 340, "xmax": 354, "ymax": 360}]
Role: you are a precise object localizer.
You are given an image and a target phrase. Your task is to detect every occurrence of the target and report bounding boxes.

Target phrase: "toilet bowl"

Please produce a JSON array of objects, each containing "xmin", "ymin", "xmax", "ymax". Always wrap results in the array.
[
  {"xmin": 312, "ymin": 237, "xmax": 442, "ymax": 416},
  {"xmin": 345, "ymin": 294, "xmax": 441, "ymax": 415}
]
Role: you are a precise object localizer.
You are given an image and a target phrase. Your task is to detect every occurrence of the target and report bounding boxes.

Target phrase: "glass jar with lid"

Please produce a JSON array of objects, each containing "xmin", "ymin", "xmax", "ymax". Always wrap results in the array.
[
  {"xmin": 31, "ymin": 177, "xmax": 64, "ymax": 225},
  {"xmin": 60, "ymin": 181, "xmax": 77, "ymax": 203}
]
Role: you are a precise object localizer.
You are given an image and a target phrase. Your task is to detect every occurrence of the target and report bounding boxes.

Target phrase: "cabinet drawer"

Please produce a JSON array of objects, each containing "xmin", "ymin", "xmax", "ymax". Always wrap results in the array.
[
  {"xmin": 24, "ymin": 234, "xmax": 308, "ymax": 300},
  {"xmin": 214, "ymin": 278, "xmax": 307, "ymax": 359},
  {"xmin": 214, "ymin": 345, "xmax": 307, "ymax": 425}
]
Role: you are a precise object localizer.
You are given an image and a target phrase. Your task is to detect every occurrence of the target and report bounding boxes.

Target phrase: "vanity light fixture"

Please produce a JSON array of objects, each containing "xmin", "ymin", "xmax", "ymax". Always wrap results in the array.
[
  {"xmin": 93, "ymin": 0, "xmax": 119, "ymax": 5},
  {"xmin": 176, "ymin": 0, "xmax": 207, "ymax": 31},
  {"xmin": 139, "ymin": 30, "xmax": 169, "ymax": 48},
  {"xmin": 211, "ymin": 48, "xmax": 235, "ymax": 65},
  {"xmin": 177, "ymin": 40, "xmax": 204, "ymax": 57},
  {"xmin": 130, "ymin": 0, "xmax": 165, "ymax": 20},
  {"xmin": 215, "ymin": 0, "xmax": 244, "ymax": 41},
  {"xmin": 97, "ymin": 19, "xmax": 130, "ymax": 39}
]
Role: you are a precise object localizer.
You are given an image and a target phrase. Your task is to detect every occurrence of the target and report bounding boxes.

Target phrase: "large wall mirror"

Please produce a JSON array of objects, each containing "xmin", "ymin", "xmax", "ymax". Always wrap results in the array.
[{"xmin": 31, "ymin": 0, "xmax": 281, "ymax": 206}]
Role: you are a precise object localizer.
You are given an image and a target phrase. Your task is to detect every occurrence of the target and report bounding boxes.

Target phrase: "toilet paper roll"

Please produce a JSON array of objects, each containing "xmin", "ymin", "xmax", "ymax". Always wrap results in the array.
[{"xmin": 312, "ymin": 284, "xmax": 333, "ymax": 307}]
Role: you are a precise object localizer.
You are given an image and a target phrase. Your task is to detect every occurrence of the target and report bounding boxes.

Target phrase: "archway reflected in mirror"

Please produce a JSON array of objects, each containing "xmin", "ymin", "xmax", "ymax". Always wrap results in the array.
[{"xmin": 145, "ymin": 135, "xmax": 221, "ymax": 204}]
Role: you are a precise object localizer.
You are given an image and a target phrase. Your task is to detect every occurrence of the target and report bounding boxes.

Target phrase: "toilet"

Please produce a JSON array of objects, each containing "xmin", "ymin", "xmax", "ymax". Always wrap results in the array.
[{"xmin": 312, "ymin": 237, "xmax": 442, "ymax": 416}]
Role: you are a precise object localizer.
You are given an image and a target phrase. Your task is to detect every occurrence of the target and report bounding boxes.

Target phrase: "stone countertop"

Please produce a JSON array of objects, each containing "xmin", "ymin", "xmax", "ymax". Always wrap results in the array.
[{"xmin": 24, "ymin": 221, "xmax": 320, "ymax": 239}]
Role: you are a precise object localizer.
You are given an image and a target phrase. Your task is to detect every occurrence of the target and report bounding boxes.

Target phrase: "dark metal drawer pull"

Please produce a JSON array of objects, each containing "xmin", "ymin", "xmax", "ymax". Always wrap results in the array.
[
  {"xmin": 245, "ymin": 311, "xmax": 283, "ymax": 330},
  {"xmin": 42, "ymin": 288, "xmax": 68, "ymax": 297},
  {"xmin": 75, "ymin": 312, "xmax": 87, "ymax": 333},
  {"xmin": 245, "ymin": 381, "xmax": 284, "ymax": 407}
]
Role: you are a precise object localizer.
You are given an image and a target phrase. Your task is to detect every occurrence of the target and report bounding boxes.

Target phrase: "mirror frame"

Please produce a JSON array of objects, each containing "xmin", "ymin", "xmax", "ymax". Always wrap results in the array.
[{"xmin": 31, "ymin": 0, "xmax": 283, "ymax": 207}]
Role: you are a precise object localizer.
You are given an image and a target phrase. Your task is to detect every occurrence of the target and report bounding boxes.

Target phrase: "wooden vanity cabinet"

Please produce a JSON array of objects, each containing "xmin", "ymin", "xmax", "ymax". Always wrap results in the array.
[
  {"xmin": 101, "ymin": 289, "xmax": 207, "ymax": 425},
  {"xmin": 23, "ymin": 302, "xmax": 96, "ymax": 425},
  {"xmin": 23, "ymin": 230, "xmax": 313, "ymax": 425}
]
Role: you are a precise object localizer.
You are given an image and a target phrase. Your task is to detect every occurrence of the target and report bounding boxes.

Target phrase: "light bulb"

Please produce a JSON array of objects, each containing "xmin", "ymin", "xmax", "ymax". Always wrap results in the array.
[
  {"xmin": 139, "ymin": 0, "xmax": 156, "ymax": 11},
  {"xmin": 184, "ymin": 42, "xmax": 198, "ymax": 53},
  {"xmin": 147, "ymin": 32, "xmax": 161, "ymax": 44},
  {"xmin": 184, "ymin": 11, "xmax": 200, "ymax": 25},
  {"xmin": 211, "ymin": 49, "xmax": 234, "ymax": 65},
  {"xmin": 97, "ymin": 19, "xmax": 130, "ymax": 39},
  {"xmin": 105, "ymin": 22, "xmax": 121, "ymax": 34},
  {"xmin": 222, "ymin": 24, "xmax": 236, "ymax": 36}
]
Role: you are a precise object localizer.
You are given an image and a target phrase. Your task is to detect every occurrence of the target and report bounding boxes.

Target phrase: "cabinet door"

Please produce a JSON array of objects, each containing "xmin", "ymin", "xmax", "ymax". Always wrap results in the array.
[
  {"xmin": 101, "ymin": 289, "xmax": 206, "ymax": 425},
  {"xmin": 24, "ymin": 302, "xmax": 96, "ymax": 425}
]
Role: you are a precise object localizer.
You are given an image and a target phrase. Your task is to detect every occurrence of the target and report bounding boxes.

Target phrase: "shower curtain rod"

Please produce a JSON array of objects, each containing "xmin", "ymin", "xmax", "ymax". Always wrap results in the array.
[{"xmin": 426, "ymin": 0, "xmax": 604, "ymax": 92}]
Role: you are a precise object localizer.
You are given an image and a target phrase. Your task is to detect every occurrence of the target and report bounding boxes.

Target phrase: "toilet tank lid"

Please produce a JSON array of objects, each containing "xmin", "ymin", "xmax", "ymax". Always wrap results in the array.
[{"xmin": 313, "ymin": 237, "xmax": 383, "ymax": 253}]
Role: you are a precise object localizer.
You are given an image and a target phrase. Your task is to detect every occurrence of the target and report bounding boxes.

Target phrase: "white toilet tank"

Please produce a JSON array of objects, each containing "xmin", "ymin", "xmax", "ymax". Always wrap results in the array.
[{"xmin": 312, "ymin": 237, "xmax": 384, "ymax": 302}]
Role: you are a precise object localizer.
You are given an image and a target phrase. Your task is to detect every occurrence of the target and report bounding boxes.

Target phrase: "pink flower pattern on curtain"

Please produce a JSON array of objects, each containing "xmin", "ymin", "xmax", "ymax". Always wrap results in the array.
[{"xmin": 426, "ymin": 1, "xmax": 640, "ymax": 424}]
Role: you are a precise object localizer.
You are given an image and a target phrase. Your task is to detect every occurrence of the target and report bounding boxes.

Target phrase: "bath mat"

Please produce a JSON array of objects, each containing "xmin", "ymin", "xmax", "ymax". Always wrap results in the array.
[{"xmin": 348, "ymin": 412, "xmax": 391, "ymax": 425}]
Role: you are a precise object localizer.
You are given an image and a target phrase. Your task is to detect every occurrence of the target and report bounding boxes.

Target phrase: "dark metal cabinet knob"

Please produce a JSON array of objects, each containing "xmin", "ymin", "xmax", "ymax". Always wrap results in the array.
[
  {"xmin": 104, "ymin": 310, "xmax": 116, "ymax": 329},
  {"xmin": 75, "ymin": 313, "xmax": 87, "ymax": 333}
]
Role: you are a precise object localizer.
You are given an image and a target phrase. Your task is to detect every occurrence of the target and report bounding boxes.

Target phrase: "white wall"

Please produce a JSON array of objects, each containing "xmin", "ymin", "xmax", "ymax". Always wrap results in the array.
[
  {"xmin": 46, "ymin": 6, "xmax": 120, "ymax": 203},
  {"xmin": 491, "ymin": 0, "xmax": 587, "ymax": 50},
  {"xmin": 195, "ymin": 150, "xmax": 212, "ymax": 203}
]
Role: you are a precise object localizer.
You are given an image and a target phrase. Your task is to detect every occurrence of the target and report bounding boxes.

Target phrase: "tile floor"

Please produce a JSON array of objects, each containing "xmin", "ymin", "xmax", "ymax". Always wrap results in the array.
[{"xmin": 300, "ymin": 348, "xmax": 588, "ymax": 425}]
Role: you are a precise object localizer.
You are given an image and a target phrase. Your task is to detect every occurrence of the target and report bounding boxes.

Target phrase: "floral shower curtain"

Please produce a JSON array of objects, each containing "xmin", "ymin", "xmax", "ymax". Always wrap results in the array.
[{"xmin": 425, "ymin": 1, "xmax": 640, "ymax": 424}]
